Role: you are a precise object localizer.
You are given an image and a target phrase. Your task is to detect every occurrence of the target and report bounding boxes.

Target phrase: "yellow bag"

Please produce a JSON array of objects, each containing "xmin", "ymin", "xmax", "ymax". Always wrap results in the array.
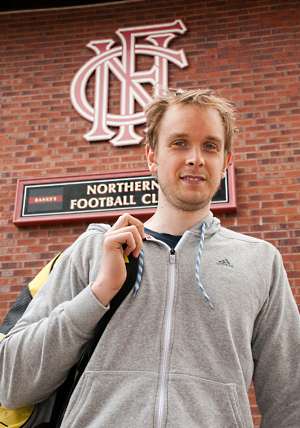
[{"xmin": 0, "ymin": 406, "xmax": 34, "ymax": 428}]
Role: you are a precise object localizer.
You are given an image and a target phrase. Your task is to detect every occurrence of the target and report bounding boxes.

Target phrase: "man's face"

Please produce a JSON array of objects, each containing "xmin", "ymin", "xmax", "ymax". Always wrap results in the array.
[{"xmin": 146, "ymin": 103, "xmax": 231, "ymax": 213}]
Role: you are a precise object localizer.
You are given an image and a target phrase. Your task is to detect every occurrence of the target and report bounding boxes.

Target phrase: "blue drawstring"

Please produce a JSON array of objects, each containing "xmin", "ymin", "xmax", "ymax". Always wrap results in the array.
[
  {"xmin": 133, "ymin": 248, "xmax": 144, "ymax": 296},
  {"xmin": 133, "ymin": 223, "xmax": 214, "ymax": 309},
  {"xmin": 195, "ymin": 222, "xmax": 214, "ymax": 310}
]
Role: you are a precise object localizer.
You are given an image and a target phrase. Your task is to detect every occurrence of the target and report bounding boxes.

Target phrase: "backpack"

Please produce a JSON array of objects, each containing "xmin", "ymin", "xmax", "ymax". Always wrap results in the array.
[{"xmin": 0, "ymin": 252, "xmax": 138, "ymax": 428}]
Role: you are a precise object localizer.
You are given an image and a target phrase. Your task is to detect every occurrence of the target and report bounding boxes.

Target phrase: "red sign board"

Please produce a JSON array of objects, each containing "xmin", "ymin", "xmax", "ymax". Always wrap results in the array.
[{"xmin": 13, "ymin": 167, "xmax": 236, "ymax": 227}]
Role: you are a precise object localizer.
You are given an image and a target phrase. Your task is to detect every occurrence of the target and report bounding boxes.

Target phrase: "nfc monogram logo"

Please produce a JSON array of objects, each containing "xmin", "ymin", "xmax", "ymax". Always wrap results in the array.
[{"xmin": 71, "ymin": 20, "xmax": 188, "ymax": 146}]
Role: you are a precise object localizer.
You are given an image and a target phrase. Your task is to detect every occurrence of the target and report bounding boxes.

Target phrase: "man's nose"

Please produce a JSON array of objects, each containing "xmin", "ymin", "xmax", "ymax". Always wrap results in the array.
[{"xmin": 186, "ymin": 147, "xmax": 205, "ymax": 166}]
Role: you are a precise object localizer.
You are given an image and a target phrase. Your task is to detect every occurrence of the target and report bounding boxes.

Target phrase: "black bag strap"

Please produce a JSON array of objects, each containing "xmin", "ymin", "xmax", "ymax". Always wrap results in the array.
[
  {"xmin": 49, "ymin": 255, "xmax": 139, "ymax": 427},
  {"xmin": 0, "ymin": 253, "xmax": 62, "ymax": 336},
  {"xmin": 0, "ymin": 287, "xmax": 33, "ymax": 336}
]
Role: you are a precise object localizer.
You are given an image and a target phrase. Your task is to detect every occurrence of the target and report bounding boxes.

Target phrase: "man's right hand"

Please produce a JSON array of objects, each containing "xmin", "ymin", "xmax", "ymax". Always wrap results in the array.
[{"xmin": 91, "ymin": 214, "xmax": 145, "ymax": 306}]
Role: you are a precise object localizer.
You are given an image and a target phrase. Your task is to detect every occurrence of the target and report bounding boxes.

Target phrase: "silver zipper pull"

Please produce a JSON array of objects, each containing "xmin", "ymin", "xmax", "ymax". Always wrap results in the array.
[{"xmin": 169, "ymin": 248, "xmax": 176, "ymax": 264}]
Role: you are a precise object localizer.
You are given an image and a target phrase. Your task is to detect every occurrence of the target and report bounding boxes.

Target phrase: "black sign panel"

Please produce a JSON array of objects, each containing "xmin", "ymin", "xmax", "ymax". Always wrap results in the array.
[{"xmin": 23, "ymin": 176, "xmax": 159, "ymax": 217}]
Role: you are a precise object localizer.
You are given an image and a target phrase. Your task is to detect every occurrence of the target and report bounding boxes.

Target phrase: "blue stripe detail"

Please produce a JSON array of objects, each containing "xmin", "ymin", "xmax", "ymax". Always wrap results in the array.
[
  {"xmin": 195, "ymin": 222, "xmax": 214, "ymax": 310},
  {"xmin": 133, "ymin": 248, "xmax": 144, "ymax": 296}
]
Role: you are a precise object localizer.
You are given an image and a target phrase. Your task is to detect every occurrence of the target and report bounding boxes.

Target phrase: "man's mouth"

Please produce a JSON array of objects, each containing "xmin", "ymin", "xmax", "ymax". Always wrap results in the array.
[{"xmin": 180, "ymin": 175, "xmax": 206, "ymax": 183}]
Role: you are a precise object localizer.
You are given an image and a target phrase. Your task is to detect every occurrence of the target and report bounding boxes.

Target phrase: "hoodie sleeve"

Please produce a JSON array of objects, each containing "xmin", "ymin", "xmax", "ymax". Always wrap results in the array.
[
  {"xmin": 0, "ymin": 230, "xmax": 109, "ymax": 409},
  {"xmin": 252, "ymin": 249, "xmax": 300, "ymax": 427}
]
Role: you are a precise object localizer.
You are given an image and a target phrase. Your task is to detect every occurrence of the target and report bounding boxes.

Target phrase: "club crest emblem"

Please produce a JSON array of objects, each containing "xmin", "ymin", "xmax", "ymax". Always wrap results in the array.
[{"xmin": 71, "ymin": 20, "xmax": 188, "ymax": 146}]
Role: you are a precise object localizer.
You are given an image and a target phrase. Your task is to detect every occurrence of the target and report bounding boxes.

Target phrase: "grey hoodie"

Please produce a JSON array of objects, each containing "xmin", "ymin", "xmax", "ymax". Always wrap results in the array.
[{"xmin": 0, "ymin": 213, "xmax": 299, "ymax": 427}]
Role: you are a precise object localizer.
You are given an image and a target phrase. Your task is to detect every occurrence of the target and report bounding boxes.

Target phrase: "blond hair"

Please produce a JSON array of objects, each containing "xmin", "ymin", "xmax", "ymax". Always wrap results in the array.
[{"xmin": 144, "ymin": 88, "xmax": 237, "ymax": 152}]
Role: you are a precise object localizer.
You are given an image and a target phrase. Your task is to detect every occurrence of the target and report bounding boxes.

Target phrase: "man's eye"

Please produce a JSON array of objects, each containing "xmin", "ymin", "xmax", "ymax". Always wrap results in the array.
[
  {"xmin": 173, "ymin": 140, "xmax": 186, "ymax": 147},
  {"xmin": 204, "ymin": 142, "xmax": 218, "ymax": 151}
]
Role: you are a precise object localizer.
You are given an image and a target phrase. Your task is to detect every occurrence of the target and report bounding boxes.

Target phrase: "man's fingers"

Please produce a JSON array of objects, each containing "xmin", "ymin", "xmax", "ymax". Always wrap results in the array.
[
  {"xmin": 111, "ymin": 213, "xmax": 145, "ymax": 239},
  {"xmin": 104, "ymin": 231, "xmax": 136, "ymax": 255},
  {"xmin": 104, "ymin": 227, "xmax": 143, "ymax": 257},
  {"xmin": 93, "ymin": 215, "xmax": 145, "ymax": 305},
  {"xmin": 107, "ymin": 219, "xmax": 144, "ymax": 257}
]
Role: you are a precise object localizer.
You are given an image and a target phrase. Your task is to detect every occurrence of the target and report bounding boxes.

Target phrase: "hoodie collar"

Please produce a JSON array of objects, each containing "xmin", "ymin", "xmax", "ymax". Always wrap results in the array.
[{"xmin": 144, "ymin": 212, "xmax": 220, "ymax": 242}]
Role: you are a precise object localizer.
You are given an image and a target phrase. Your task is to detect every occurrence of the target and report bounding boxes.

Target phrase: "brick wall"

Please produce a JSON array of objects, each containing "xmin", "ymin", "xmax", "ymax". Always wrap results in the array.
[{"xmin": 0, "ymin": 1, "xmax": 300, "ymax": 425}]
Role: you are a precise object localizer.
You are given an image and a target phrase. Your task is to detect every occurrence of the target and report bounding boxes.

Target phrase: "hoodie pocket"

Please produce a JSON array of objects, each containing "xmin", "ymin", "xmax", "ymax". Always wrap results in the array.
[
  {"xmin": 61, "ymin": 370, "xmax": 157, "ymax": 428},
  {"xmin": 167, "ymin": 373, "xmax": 246, "ymax": 428}
]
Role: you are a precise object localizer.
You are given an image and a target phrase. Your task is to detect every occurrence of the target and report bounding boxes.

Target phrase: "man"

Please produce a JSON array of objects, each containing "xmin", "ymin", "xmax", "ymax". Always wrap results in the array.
[{"xmin": 0, "ymin": 89, "xmax": 299, "ymax": 427}]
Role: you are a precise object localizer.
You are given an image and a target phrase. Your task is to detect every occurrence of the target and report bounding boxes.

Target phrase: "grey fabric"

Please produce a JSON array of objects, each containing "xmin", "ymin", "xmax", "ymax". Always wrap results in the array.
[{"xmin": 0, "ymin": 215, "xmax": 299, "ymax": 427}]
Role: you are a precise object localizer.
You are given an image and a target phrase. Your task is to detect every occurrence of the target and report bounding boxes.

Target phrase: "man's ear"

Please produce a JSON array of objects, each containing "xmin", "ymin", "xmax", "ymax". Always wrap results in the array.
[
  {"xmin": 145, "ymin": 144, "xmax": 158, "ymax": 175},
  {"xmin": 224, "ymin": 152, "xmax": 232, "ymax": 169}
]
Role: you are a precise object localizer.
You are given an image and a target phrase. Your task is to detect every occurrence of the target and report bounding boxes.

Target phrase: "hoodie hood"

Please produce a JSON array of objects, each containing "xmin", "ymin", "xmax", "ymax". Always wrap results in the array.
[
  {"xmin": 189, "ymin": 211, "xmax": 221, "ymax": 238},
  {"xmin": 86, "ymin": 211, "xmax": 220, "ymax": 238},
  {"xmin": 86, "ymin": 223, "xmax": 111, "ymax": 233}
]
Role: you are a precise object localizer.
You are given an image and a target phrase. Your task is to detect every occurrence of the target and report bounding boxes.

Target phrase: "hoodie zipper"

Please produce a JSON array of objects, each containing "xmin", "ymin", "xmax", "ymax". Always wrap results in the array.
[{"xmin": 155, "ymin": 248, "xmax": 176, "ymax": 428}]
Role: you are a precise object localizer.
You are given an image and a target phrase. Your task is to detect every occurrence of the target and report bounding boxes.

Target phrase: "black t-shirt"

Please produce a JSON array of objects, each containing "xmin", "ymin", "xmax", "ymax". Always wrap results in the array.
[{"xmin": 144, "ymin": 227, "xmax": 182, "ymax": 250}]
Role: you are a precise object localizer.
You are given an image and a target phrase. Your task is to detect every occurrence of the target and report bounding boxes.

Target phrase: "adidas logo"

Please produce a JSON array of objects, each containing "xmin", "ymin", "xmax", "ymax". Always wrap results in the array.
[{"xmin": 216, "ymin": 258, "xmax": 234, "ymax": 269}]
